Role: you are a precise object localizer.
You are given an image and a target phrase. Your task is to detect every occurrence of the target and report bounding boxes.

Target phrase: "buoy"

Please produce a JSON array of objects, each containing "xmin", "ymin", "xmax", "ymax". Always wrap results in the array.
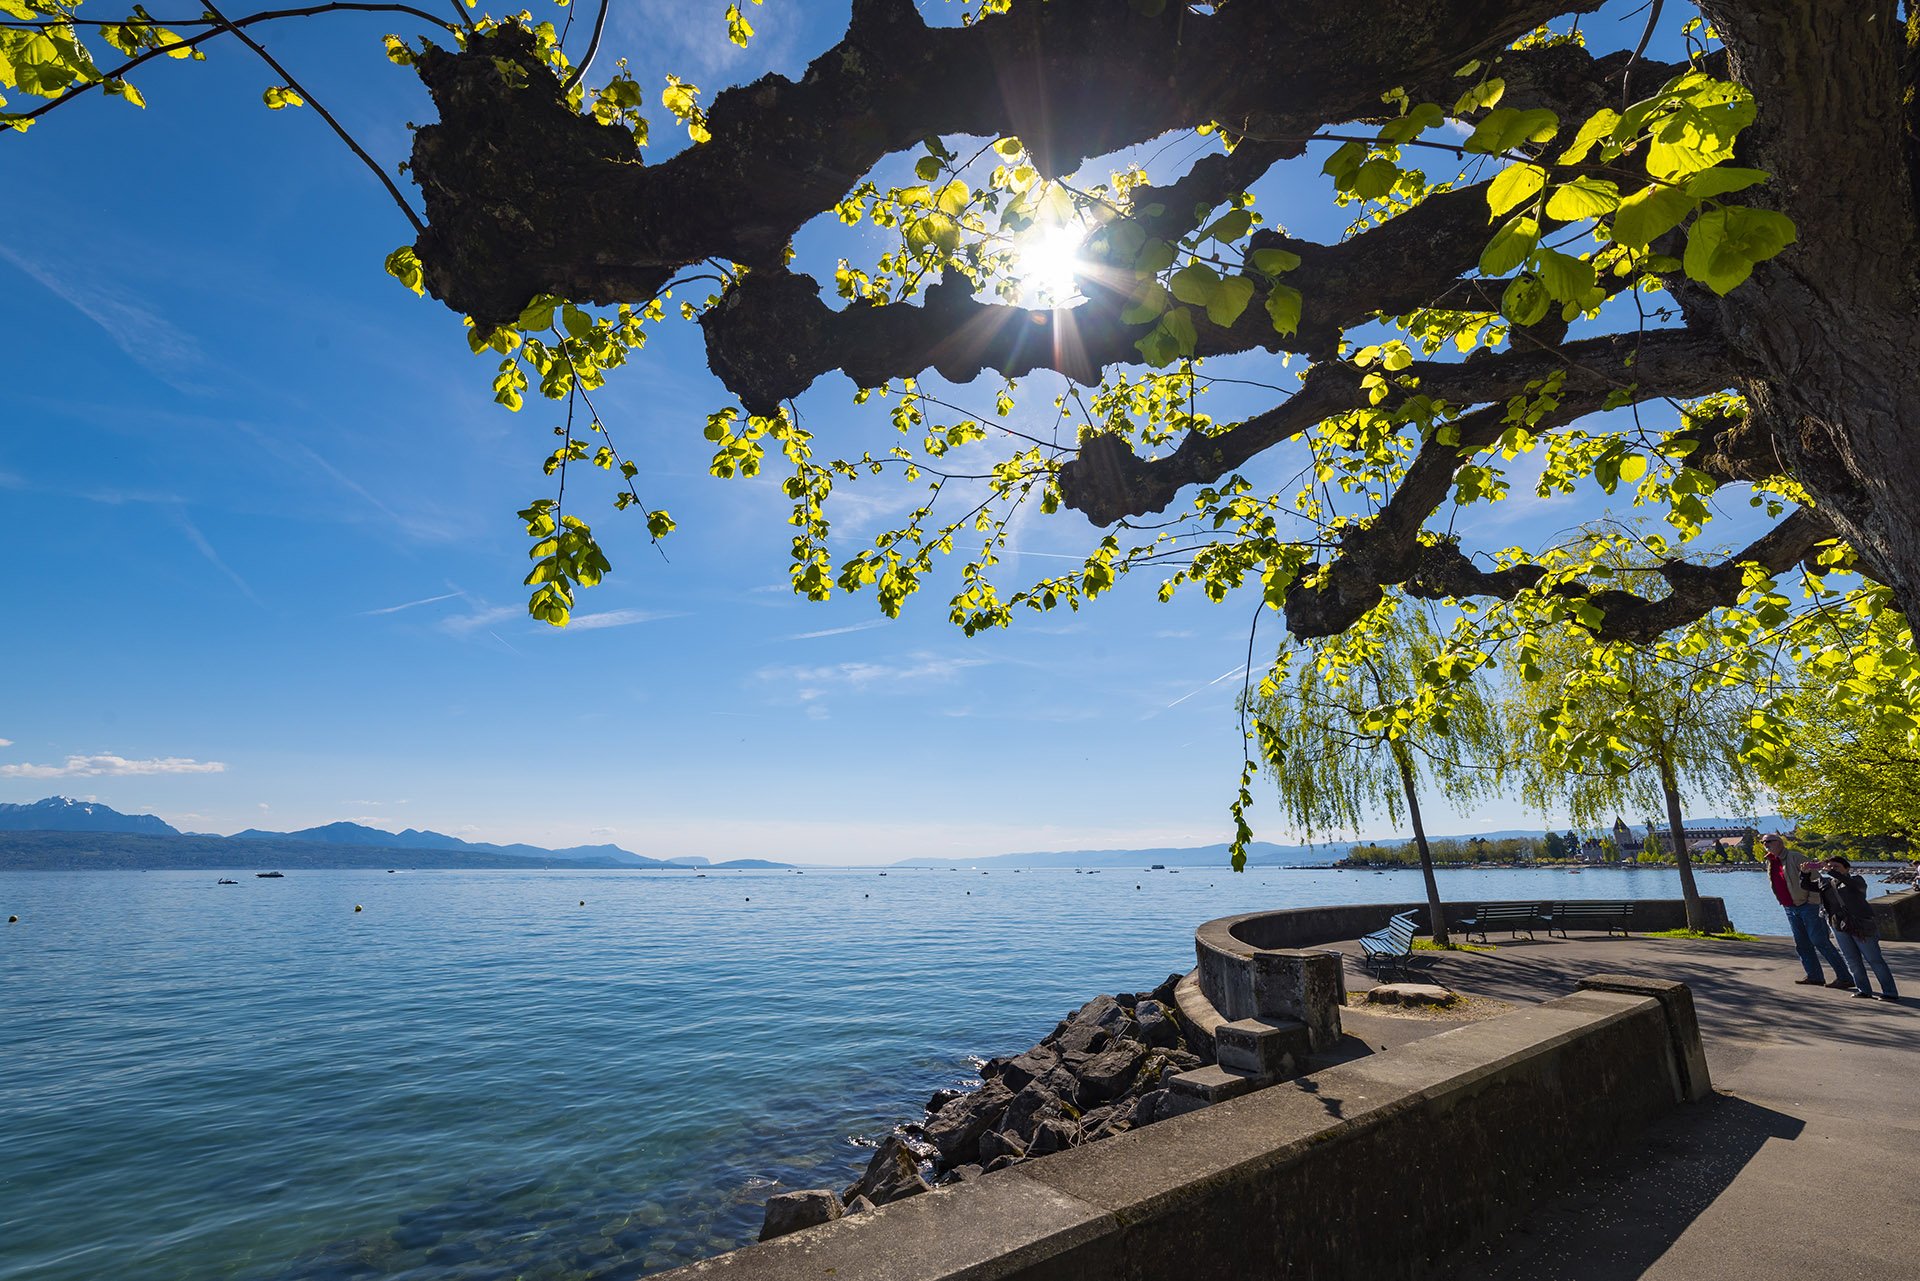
[
  {"xmin": 745, "ymin": 897, "xmax": 750, "ymax": 901},
  {"xmin": 579, "ymin": 900, "xmax": 585, "ymax": 906},
  {"xmin": 7, "ymin": 915, "xmax": 15, "ymax": 923},
  {"xmin": 354, "ymin": 905, "xmax": 363, "ymax": 912}
]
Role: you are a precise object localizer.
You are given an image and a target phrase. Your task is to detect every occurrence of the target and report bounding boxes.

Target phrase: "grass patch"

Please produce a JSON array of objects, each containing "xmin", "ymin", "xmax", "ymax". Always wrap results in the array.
[
  {"xmin": 1647, "ymin": 928, "xmax": 1758, "ymax": 941},
  {"xmin": 1412, "ymin": 938, "xmax": 1496, "ymax": 952}
]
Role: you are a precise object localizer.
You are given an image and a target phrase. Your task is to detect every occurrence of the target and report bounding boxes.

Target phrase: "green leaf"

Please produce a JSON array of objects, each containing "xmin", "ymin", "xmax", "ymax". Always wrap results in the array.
[
  {"xmin": 1265, "ymin": 284, "xmax": 1302, "ymax": 337},
  {"xmin": 1683, "ymin": 206, "xmax": 1796, "ymax": 295},
  {"xmin": 1681, "ymin": 166, "xmax": 1768, "ymax": 200},
  {"xmin": 1350, "ymin": 157, "xmax": 1399, "ymax": 199},
  {"xmin": 1199, "ymin": 208, "xmax": 1252, "ymax": 244},
  {"xmin": 914, "ymin": 155, "xmax": 942, "ymax": 181},
  {"xmin": 1453, "ymin": 77, "xmax": 1504, "ymax": 115},
  {"xmin": 1534, "ymin": 248, "xmax": 1595, "ymax": 303},
  {"xmin": 1617, "ymin": 454, "xmax": 1649, "ymax": 484},
  {"xmin": 1544, "ymin": 176, "xmax": 1621, "ymax": 221},
  {"xmin": 383, "ymin": 246, "xmax": 425, "ymax": 296},
  {"xmin": 1169, "ymin": 262, "xmax": 1221, "ymax": 307},
  {"xmin": 1610, "ymin": 184, "xmax": 1698, "ymax": 249},
  {"xmin": 1487, "ymin": 163, "xmax": 1546, "ymax": 217},
  {"xmin": 1500, "ymin": 275, "xmax": 1550, "ymax": 326},
  {"xmin": 1205, "ymin": 276, "xmax": 1255, "ymax": 328},
  {"xmin": 1557, "ymin": 108, "xmax": 1621, "ymax": 165},
  {"xmin": 1479, "ymin": 215, "xmax": 1539, "ymax": 276},
  {"xmin": 1464, "ymin": 107, "xmax": 1557, "ymax": 155},
  {"xmin": 1250, "ymin": 248, "xmax": 1300, "ymax": 276}
]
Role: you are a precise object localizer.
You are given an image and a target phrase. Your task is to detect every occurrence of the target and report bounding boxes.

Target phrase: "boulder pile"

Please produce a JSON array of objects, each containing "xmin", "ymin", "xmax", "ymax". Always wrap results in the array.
[{"xmin": 760, "ymin": 973, "xmax": 1221, "ymax": 1241}]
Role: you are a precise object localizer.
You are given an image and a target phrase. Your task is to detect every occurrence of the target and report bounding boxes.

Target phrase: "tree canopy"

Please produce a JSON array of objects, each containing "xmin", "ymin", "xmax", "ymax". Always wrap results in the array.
[{"xmin": 8, "ymin": 0, "xmax": 1920, "ymax": 851}]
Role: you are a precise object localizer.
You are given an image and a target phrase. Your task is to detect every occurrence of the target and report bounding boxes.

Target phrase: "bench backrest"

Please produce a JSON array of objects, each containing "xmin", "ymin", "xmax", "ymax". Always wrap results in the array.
[
  {"xmin": 1367, "ymin": 911, "xmax": 1419, "ymax": 953},
  {"xmin": 1552, "ymin": 900, "xmax": 1634, "ymax": 914}
]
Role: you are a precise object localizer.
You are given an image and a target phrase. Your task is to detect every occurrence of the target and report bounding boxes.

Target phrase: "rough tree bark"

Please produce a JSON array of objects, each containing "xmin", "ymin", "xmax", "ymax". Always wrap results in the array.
[{"xmin": 1392, "ymin": 741, "xmax": 1452, "ymax": 947}]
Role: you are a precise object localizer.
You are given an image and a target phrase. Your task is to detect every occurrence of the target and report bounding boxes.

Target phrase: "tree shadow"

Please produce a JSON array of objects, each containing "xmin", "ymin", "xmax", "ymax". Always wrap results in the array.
[{"xmin": 1448, "ymin": 1094, "xmax": 1804, "ymax": 1280}]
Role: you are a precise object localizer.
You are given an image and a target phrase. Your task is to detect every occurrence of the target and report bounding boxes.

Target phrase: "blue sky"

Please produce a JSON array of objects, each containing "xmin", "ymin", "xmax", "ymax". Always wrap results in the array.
[{"xmin": 0, "ymin": 2, "xmax": 1773, "ymax": 861}]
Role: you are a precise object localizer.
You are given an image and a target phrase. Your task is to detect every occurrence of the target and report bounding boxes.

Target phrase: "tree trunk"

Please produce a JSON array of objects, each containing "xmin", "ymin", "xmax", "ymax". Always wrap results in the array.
[
  {"xmin": 1394, "ymin": 744, "xmax": 1448, "ymax": 946},
  {"xmin": 1658, "ymin": 752, "xmax": 1707, "ymax": 933},
  {"xmin": 1696, "ymin": 1, "xmax": 1920, "ymax": 626}
]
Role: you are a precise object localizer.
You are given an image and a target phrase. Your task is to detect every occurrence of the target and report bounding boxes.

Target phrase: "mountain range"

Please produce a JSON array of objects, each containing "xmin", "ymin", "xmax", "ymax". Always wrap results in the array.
[{"xmin": 0, "ymin": 799, "xmax": 782, "ymax": 869}]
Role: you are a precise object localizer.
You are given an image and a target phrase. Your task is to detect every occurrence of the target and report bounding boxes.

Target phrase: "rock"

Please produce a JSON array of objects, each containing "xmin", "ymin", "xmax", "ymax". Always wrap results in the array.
[
  {"xmin": 1071, "ymin": 994, "xmax": 1122, "ymax": 1028},
  {"xmin": 1074, "ymin": 1039, "xmax": 1148, "ymax": 1102},
  {"xmin": 1055, "ymin": 1020, "xmax": 1110, "ymax": 1058},
  {"xmin": 980, "ymin": 1055, "xmax": 1013, "ymax": 1080},
  {"xmin": 1366, "ymin": 983, "xmax": 1455, "ymax": 1007},
  {"xmin": 998, "ymin": 1046, "xmax": 1059, "ymax": 1092},
  {"xmin": 922, "ymin": 1079, "xmax": 1012, "ymax": 1167},
  {"xmin": 1033, "ymin": 1064, "xmax": 1085, "ymax": 1109},
  {"xmin": 978, "ymin": 1128, "xmax": 1027, "ymax": 1164},
  {"xmin": 983, "ymin": 1154, "xmax": 1020, "ymax": 1174},
  {"xmin": 1093, "ymin": 1000, "xmax": 1136, "ymax": 1037},
  {"xmin": 1028, "ymin": 1118, "xmax": 1079, "ymax": 1156},
  {"xmin": 1107, "ymin": 1088, "xmax": 1164, "ymax": 1131},
  {"xmin": 1114, "ymin": 991, "xmax": 1139, "ymax": 1008},
  {"xmin": 844, "ymin": 1195, "xmax": 875, "ymax": 1217},
  {"xmin": 1000, "ymin": 1082, "xmax": 1065, "ymax": 1144},
  {"xmin": 1134, "ymin": 999, "xmax": 1179, "ymax": 1047},
  {"xmin": 758, "ymin": 1190, "xmax": 843, "ymax": 1242},
  {"xmin": 1077, "ymin": 1105, "xmax": 1115, "ymax": 1132},
  {"xmin": 1151, "ymin": 972, "xmax": 1182, "ymax": 1006},
  {"xmin": 1040, "ymin": 1019, "xmax": 1070, "ymax": 1046},
  {"xmin": 926, "ymin": 1087, "xmax": 963, "ymax": 1116},
  {"xmin": 843, "ymin": 1134, "xmax": 931, "ymax": 1207},
  {"xmin": 940, "ymin": 1164, "xmax": 984, "ymax": 1185}
]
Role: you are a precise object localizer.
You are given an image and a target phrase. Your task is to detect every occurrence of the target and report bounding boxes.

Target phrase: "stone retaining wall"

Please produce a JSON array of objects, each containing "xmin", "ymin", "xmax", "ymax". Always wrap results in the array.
[
  {"xmin": 1193, "ymin": 896, "xmax": 1728, "ymax": 1038},
  {"xmin": 1871, "ymin": 890, "xmax": 1920, "ymax": 940},
  {"xmin": 653, "ymin": 977, "xmax": 1709, "ymax": 1281}
]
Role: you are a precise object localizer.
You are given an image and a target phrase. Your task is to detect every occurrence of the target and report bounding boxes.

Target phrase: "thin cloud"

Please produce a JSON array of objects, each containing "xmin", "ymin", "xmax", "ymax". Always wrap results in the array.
[
  {"xmin": 0, "ymin": 242, "xmax": 210, "ymax": 391},
  {"xmin": 362, "ymin": 592, "xmax": 463, "ymax": 616},
  {"xmin": 0, "ymin": 738, "xmax": 11, "ymax": 747},
  {"xmin": 439, "ymin": 605, "xmax": 520, "ymax": 634},
  {"xmin": 175, "ymin": 515, "xmax": 264, "ymax": 606},
  {"xmin": 758, "ymin": 654, "xmax": 988, "ymax": 689},
  {"xmin": 565, "ymin": 609, "xmax": 686, "ymax": 631},
  {"xmin": 785, "ymin": 618, "xmax": 891, "ymax": 640},
  {"xmin": 0, "ymin": 754, "xmax": 228, "ymax": 779},
  {"xmin": 1163, "ymin": 663, "xmax": 1252, "ymax": 710}
]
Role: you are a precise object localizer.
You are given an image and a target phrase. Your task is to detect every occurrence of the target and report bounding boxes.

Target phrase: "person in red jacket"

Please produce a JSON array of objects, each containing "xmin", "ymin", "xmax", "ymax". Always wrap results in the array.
[{"xmin": 1763, "ymin": 834, "xmax": 1853, "ymax": 989}]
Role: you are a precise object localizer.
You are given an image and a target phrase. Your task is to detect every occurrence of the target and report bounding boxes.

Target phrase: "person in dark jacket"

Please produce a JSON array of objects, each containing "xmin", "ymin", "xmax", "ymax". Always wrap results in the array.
[{"xmin": 1805, "ymin": 856, "xmax": 1901, "ymax": 1002}]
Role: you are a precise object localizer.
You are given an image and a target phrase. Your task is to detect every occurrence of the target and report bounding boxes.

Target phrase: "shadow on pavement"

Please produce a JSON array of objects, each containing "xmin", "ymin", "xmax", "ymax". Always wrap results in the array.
[{"xmin": 1449, "ymin": 1093, "xmax": 1804, "ymax": 1281}]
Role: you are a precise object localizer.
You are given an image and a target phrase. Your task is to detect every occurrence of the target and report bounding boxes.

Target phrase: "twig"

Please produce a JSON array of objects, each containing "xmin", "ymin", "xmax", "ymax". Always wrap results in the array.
[
  {"xmin": 202, "ymin": 1, "xmax": 427, "ymax": 235},
  {"xmin": 559, "ymin": 0, "xmax": 609, "ymax": 91}
]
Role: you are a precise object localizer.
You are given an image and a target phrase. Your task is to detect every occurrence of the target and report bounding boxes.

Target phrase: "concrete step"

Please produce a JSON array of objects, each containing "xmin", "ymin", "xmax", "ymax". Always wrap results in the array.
[
  {"xmin": 1166, "ymin": 1063, "xmax": 1262, "ymax": 1104},
  {"xmin": 1214, "ymin": 1017, "xmax": 1311, "ymax": 1079}
]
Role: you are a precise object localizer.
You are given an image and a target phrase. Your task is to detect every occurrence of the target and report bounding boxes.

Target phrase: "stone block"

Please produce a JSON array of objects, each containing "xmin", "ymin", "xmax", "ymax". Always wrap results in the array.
[
  {"xmin": 1165, "ymin": 1063, "xmax": 1260, "ymax": 1105},
  {"xmin": 1575, "ymin": 973, "xmax": 1712, "ymax": 1102},
  {"xmin": 1365, "ymin": 983, "xmax": 1454, "ymax": 1007},
  {"xmin": 1214, "ymin": 1017, "xmax": 1310, "ymax": 1080},
  {"xmin": 1249, "ymin": 949, "xmax": 1345, "ymax": 1050}
]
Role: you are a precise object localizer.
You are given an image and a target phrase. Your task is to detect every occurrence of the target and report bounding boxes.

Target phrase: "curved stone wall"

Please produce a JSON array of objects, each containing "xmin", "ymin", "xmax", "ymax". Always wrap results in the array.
[{"xmin": 1193, "ymin": 896, "xmax": 1731, "ymax": 1037}]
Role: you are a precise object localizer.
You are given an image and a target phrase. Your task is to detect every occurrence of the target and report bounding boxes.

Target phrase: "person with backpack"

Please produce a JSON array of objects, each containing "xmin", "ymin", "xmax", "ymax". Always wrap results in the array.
[{"xmin": 1804, "ymin": 855, "xmax": 1901, "ymax": 1002}]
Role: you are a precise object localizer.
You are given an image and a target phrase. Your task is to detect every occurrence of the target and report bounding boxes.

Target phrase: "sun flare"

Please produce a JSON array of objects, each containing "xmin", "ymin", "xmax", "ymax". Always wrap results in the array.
[{"xmin": 1011, "ymin": 223, "xmax": 1090, "ymax": 306}]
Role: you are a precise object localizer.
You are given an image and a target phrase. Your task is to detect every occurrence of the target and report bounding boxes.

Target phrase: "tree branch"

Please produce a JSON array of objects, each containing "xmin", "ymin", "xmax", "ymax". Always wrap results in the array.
[
  {"xmin": 1060, "ymin": 327, "xmax": 1727, "ymax": 528},
  {"xmin": 409, "ymin": 0, "xmax": 1601, "ymax": 327}
]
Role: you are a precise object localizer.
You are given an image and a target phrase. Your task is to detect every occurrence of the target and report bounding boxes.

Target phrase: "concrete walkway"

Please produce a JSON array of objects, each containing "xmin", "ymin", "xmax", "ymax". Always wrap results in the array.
[{"xmin": 1322, "ymin": 932, "xmax": 1917, "ymax": 1281}]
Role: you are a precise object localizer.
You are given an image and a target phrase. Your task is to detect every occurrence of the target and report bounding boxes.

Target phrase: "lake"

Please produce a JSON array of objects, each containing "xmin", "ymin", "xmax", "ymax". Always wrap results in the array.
[{"xmin": 0, "ymin": 863, "xmax": 1784, "ymax": 1280}]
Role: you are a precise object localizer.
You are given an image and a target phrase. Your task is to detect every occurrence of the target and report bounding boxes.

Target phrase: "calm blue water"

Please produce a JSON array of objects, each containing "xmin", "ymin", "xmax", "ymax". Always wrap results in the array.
[{"xmin": 0, "ymin": 864, "xmax": 1782, "ymax": 1281}]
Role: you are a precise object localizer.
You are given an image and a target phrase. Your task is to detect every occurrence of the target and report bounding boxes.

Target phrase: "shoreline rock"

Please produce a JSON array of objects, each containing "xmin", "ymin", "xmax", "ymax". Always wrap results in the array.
[{"xmin": 759, "ymin": 971, "xmax": 1218, "ymax": 1241}]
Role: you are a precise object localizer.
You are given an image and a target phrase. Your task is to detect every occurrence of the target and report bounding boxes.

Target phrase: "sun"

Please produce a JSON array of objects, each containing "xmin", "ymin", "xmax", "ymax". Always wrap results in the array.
[{"xmin": 1010, "ymin": 222, "xmax": 1090, "ymax": 306}]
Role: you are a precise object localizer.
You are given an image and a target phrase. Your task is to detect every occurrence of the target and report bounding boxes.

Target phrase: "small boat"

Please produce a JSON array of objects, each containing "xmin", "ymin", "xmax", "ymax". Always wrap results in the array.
[
  {"xmin": 256, "ymin": 871, "xmax": 284, "ymax": 878},
  {"xmin": 217, "ymin": 878, "xmax": 239, "ymax": 885}
]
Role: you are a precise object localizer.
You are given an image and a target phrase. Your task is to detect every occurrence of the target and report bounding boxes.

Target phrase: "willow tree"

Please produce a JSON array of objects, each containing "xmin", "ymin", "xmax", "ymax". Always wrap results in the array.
[
  {"xmin": 1251, "ymin": 598, "xmax": 1505, "ymax": 944},
  {"xmin": 1502, "ymin": 527, "xmax": 1772, "ymax": 929},
  {"xmin": 9, "ymin": 1, "xmax": 1920, "ymax": 855}
]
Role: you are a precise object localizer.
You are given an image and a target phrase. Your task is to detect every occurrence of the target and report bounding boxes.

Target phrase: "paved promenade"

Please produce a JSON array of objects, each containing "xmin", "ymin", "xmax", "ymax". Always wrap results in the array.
[{"xmin": 1325, "ymin": 931, "xmax": 1917, "ymax": 1281}]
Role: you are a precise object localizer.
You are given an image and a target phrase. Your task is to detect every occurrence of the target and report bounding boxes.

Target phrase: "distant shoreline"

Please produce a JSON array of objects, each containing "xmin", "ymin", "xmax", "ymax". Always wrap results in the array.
[{"xmin": 0, "ymin": 832, "xmax": 786, "ymax": 872}]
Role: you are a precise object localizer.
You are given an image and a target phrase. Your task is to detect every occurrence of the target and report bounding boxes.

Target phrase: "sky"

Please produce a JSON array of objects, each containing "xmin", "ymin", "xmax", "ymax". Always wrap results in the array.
[{"xmin": 0, "ymin": 2, "xmax": 1777, "ymax": 862}]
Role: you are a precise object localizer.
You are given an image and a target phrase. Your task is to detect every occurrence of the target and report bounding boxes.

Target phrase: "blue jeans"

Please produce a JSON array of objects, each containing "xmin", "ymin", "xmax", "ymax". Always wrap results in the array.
[
  {"xmin": 1785, "ymin": 902, "xmax": 1850, "ymax": 982},
  {"xmin": 1835, "ymin": 929, "xmax": 1900, "ymax": 998}
]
